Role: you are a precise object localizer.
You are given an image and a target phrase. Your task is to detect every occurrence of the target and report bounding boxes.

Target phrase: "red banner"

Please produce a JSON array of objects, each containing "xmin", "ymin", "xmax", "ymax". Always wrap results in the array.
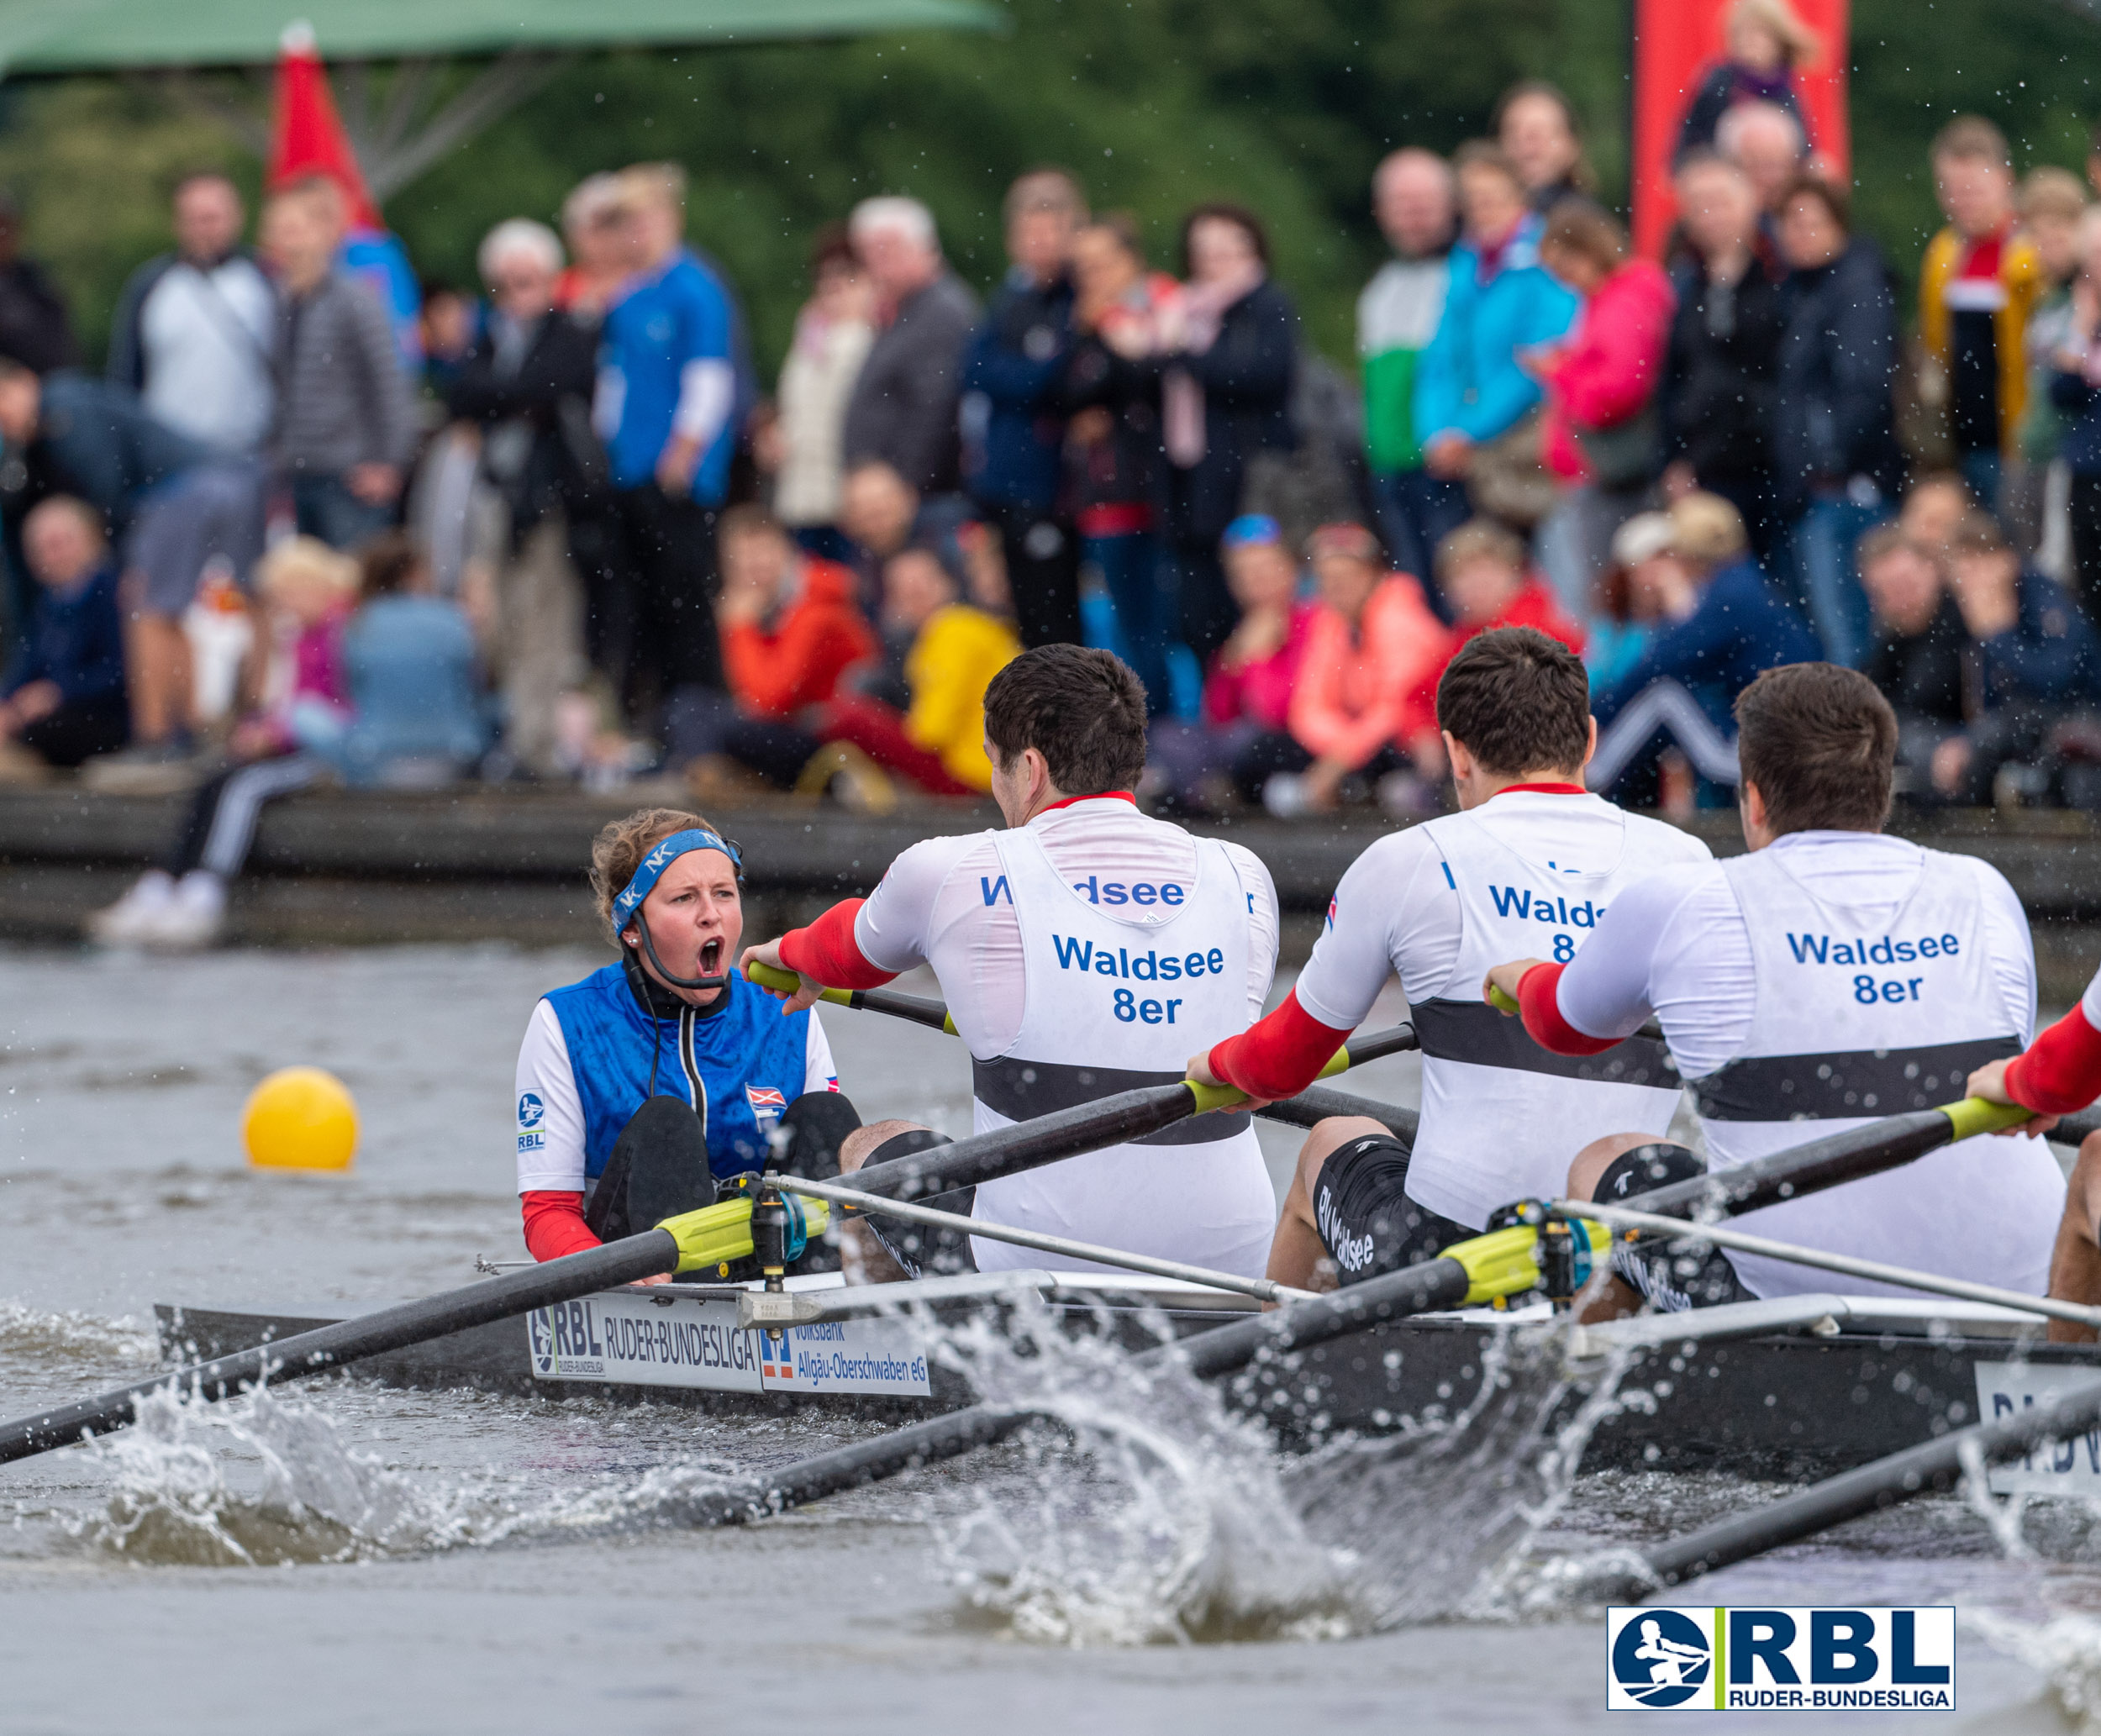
[{"xmin": 1631, "ymin": 0, "xmax": 1850, "ymax": 258}]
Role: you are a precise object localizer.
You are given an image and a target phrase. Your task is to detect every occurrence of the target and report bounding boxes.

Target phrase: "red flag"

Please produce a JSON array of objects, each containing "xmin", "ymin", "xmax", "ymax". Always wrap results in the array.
[
  {"xmin": 267, "ymin": 21, "xmax": 381, "ymax": 229},
  {"xmin": 1631, "ymin": 0, "xmax": 1850, "ymax": 259}
]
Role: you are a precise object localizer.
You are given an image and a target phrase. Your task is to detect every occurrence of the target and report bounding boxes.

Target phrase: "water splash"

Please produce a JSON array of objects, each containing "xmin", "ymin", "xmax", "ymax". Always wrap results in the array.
[
  {"xmin": 0, "ymin": 1300, "xmax": 157, "ymax": 1368},
  {"xmin": 923, "ymin": 1300, "xmax": 1627, "ymax": 1645},
  {"xmin": 71, "ymin": 1385, "xmax": 477, "ymax": 1565},
  {"xmin": 56, "ymin": 1378, "xmax": 853, "ymax": 1567},
  {"xmin": 1968, "ymin": 1610, "xmax": 2101, "ymax": 1731}
]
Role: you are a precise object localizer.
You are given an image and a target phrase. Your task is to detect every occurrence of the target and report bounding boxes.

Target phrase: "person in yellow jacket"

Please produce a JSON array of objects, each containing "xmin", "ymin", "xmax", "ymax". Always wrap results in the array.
[
  {"xmin": 817, "ymin": 542, "xmax": 1020, "ymax": 795},
  {"xmin": 1920, "ymin": 115, "xmax": 2046, "ymax": 514}
]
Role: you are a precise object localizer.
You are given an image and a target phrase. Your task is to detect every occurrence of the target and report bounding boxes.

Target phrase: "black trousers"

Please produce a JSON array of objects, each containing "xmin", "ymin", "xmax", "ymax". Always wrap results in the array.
[
  {"xmin": 2070, "ymin": 472, "xmax": 2101, "ymax": 619},
  {"xmin": 583, "ymin": 487, "xmax": 723, "ymax": 733},
  {"xmin": 982, "ymin": 500, "xmax": 1083, "ymax": 650},
  {"xmin": 18, "ymin": 695, "xmax": 128, "ymax": 767}
]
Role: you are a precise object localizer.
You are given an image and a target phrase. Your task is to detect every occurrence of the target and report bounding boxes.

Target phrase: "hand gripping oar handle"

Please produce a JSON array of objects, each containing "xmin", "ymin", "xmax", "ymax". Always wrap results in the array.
[
  {"xmin": 745, "ymin": 960, "xmax": 956, "ymax": 1034},
  {"xmin": 0, "ymin": 1228, "xmax": 681, "ymax": 1465}
]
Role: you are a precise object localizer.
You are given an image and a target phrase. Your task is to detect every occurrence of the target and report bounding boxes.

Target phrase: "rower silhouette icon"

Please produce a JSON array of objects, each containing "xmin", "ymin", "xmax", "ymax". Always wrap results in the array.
[{"xmin": 1611, "ymin": 1608, "xmax": 1711, "ymax": 1707}]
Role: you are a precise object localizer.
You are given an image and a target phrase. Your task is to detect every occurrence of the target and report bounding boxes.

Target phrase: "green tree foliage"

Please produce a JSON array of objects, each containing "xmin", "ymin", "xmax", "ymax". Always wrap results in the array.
[{"xmin": 0, "ymin": 0, "xmax": 2095, "ymax": 371}]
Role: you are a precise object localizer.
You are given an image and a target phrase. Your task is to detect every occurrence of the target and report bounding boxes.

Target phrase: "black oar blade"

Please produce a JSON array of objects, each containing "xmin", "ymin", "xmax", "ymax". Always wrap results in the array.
[{"xmin": 0, "ymin": 1228, "xmax": 681, "ymax": 1466}]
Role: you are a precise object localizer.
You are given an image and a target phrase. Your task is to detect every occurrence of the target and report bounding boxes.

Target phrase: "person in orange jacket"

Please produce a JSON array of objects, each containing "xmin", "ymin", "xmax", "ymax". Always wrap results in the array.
[{"xmin": 1253, "ymin": 521, "xmax": 1451, "ymax": 817}]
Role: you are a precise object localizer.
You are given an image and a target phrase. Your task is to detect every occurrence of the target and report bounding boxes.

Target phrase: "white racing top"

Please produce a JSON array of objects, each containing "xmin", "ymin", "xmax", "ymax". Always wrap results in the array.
[
  {"xmin": 853, "ymin": 795, "xmax": 1280, "ymax": 1276},
  {"xmin": 1295, "ymin": 788, "xmax": 1711, "ymax": 1228},
  {"xmin": 1551, "ymin": 830, "xmax": 2064, "ymax": 1301}
]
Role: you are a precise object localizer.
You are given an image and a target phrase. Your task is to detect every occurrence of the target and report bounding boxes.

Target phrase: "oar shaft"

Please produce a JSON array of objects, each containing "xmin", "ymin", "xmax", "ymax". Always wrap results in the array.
[
  {"xmin": 0, "ymin": 1230, "xmax": 681, "ymax": 1466},
  {"xmin": 1566, "ymin": 1197, "xmax": 2101, "ymax": 1332},
  {"xmin": 1646, "ymin": 1370, "xmax": 2101, "ymax": 1586},
  {"xmin": 1612, "ymin": 1109, "xmax": 1960, "ymax": 1223},
  {"xmin": 777, "ymin": 1175, "xmax": 1314, "ymax": 1304},
  {"xmin": 677, "ymin": 1252, "xmax": 1475, "ymax": 1528},
  {"xmin": 1259, "ymin": 1085, "xmax": 1418, "ymax": 1142},
  {"xmin": 847, "ymin": 1081, "xmax": 1208, "ymax": 1201}
]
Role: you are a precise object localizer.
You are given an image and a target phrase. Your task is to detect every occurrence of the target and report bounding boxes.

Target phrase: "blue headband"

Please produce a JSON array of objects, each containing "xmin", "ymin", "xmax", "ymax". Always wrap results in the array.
[{"xmin": 612, "ymin": 829, "xmax": 742, "ymax": 932}]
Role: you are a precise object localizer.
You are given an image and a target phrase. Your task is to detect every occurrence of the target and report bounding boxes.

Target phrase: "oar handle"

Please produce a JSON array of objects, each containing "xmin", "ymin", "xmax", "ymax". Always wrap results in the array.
[
  {"xmin": 1487, "ymin": 983, "xmax": 1520, "ymax": 1016},
  {"xmin": 745, "ymin": 959, "xmax": 956, "ymax": 1034},
  {"xmin": 1940, "ymin": 1096, "xmax": 2035, "ymax": 1140},
  {"xmin": 1185, "ymin": 1026, "xmax": 1399, "ymax": 1117}
]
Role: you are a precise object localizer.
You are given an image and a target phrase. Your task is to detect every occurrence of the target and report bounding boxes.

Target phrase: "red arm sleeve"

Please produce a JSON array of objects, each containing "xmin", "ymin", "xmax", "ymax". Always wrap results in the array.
[
  {"xmin": 521, "ymin": 1191, "xmax": 602, "ymax": 1262},
  {"xmin": 2004, "ymin": 1003, "xmax": 2101, "ymax": 1116},
  {"xmin": 776, "ymin": 897, "xmax": 898, "ymax": 991},
  {"xmin": 1205, "ymin": 989, "xmax": 1351, "ymax": 1102},
  {"xmin": 1516, "ymin": 961, "xmax": 1620, "ymax": 1057}
]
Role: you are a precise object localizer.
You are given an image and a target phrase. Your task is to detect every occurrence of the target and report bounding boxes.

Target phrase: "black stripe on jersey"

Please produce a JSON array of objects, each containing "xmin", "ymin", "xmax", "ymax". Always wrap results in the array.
[
  {"xmin": 1413, "ymin": 998, "xmax": 1681, "ymax": 1087},
  {"xmin": 1693, "ymin": 1034, "xmax": 2021, "ymax": 1122},
  {"xmin": 971, "ymin": 1056, "xmax": 1254, "ymax": 1144}
]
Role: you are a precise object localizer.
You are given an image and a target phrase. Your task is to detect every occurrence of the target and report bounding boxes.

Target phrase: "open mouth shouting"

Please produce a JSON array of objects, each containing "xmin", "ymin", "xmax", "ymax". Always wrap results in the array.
[{"xmin": 699, "ymin": 937, "xmax": 724, "ymax": 977}]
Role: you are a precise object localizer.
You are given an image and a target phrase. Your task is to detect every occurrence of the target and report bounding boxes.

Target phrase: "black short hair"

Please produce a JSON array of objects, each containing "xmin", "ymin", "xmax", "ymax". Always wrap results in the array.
[
  {"xmin": 1435, "ymin": 627, "xmax": 1593, "ymax": 778},
  {"xmin": 982, "ymin": 644, "xmax": 1147, "ymax": 795},
  {"xmin": 1734, "ymin": 663, "xmax": 1895, "ymax": 836}
]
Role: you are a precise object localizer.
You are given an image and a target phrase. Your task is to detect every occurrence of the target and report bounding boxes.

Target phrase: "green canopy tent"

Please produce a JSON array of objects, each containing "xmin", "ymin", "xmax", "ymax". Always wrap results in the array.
[{"xmin": 0, "ymin": 0, "xmax": 1000, "ymax": 198}]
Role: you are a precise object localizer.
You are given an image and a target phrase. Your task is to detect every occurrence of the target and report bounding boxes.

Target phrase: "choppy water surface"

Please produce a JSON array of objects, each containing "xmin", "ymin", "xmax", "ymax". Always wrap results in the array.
[{"xmin": 0, "ymin": 943, "xmax": 2096, "ymax": 1733}]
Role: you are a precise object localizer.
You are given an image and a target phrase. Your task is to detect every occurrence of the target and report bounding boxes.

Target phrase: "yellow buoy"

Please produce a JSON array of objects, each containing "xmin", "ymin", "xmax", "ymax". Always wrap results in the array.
[{"xmin": 243, "ymin": 1066, "xmax": 359, "ymax": 1171}]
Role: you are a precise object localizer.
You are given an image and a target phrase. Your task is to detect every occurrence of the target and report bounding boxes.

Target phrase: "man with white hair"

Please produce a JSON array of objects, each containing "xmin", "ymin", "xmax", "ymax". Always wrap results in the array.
[
  {"xmin": 1360, "ymin": 148, "xmax": 1461, "ymax": 577},
  {"xmin": 1716, "ymin": 100, "xmax": 1807, "ymax": 218},
  {"xmin": 842, "ymin": 195, "xmax": 980, "ymax": 496},
  {"xmin": 445, "ymin": 218, "xmax": 598, "ymax": 774}
]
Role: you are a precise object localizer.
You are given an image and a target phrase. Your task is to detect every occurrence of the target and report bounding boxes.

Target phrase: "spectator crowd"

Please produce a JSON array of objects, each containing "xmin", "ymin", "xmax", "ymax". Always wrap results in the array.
[{"xmin": 13, "ymin": 0, "xmax": 2101, "ymax": 946}]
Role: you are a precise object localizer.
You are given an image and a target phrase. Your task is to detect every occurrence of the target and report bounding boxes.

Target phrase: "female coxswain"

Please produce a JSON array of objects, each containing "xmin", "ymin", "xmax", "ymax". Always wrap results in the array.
[{"xmin": 513, "ymin": 807, "xmax": 856, "ymax": 1268}]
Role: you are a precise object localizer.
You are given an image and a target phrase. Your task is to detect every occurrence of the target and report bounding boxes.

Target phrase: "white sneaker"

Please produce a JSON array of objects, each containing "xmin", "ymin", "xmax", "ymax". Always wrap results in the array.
[
  {"xmin": 144, "ymin": 872, "xmax": 227, "ymax": 950},
  {"xmin": 85, "ymin": 871, "xmax": 176, "ymax": 946}
]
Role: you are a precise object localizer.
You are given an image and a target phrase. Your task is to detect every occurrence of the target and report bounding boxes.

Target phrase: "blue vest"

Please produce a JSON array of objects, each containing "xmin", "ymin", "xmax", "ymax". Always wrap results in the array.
[{"xmin": 545, "ymin": 963, "xmax": 814, "ymax": 1183}]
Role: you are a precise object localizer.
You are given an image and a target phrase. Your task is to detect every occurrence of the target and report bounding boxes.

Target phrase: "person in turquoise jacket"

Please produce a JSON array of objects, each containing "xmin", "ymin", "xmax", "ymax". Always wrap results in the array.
[{"xmin": 1413, "ymin": 140, "xmax": 1579, "ymax": 567}]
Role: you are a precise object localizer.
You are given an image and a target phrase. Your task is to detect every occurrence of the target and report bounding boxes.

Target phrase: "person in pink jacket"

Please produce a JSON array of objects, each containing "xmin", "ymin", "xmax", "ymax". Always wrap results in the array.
[
  {"xmin": 1530, "ymin": 198, "xmax": 1677, "ymax": 627},
  {"xmin": 1262, "ymin": 521, "xmax": 1451, "ymax": 816},
  {"xmin": 1143, "ymin": 512, "xmax": 1317, "ymax": 812}
]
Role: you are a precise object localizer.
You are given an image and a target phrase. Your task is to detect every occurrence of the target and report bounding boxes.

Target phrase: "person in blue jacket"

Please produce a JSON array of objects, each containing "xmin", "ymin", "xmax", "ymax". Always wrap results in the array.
[
  {"xmin": 591, "ymin": 165, "xmax": 742, "ymax": 741},
  {"xmin": 513, "ymin": 808, "xmax": 856, "ymax": 1270},
  {"xmin": 1412, "ymin": 140, "xmax": 1579, "ymax": 602},
  {"xmin": 1587, "ymin": 490, "xmax": 1819, "ymax": 797},
  {"xmin": 1926, "ymin": 509, "xmax": 2101, "ymax": 804},
  {"xmin": 960, "ymin": 169, "xmax": 1087, "ymax": 651}
]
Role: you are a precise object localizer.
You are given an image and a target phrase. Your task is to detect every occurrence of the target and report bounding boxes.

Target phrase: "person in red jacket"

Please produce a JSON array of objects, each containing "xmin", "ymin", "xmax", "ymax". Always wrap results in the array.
[
  {"xmin": 715, "ymin": 504, "xmax": 876, "ymax": 718},
  {"xmin": 1530, "ymin": 197, "xmax": 1677, "ymax": 629},
  {"xmin": 1970, "ymin": 981, "xmax": 2101, "ymax": 1337}
]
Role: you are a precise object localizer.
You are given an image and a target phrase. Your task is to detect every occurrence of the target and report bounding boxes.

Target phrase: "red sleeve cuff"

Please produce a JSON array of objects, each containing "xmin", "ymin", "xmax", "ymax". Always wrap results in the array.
[
  {"xmin": 1207, "ymin": 989, "xmax": 1351, "ymax": 1102},
  {"xmin": 1516, "ymin": 961, "xmax": 1619, "ymax": 1056},
  {"xmin": 2004, "ymin": 1003, "xmax": 2101, "ymax": 1117},
  {"xmin": 521, "ymin": 1191, "xmax": 602, "ymax": 1262},
  {"xmin": 776, "ymin": 897, "xmax": 896, "ymax": 991}
]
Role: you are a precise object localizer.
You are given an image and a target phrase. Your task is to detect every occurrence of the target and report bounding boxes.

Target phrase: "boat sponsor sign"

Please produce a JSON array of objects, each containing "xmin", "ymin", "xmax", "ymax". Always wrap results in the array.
[
  {"xmin": 526, "ymin": 1291, "xmax": 931, "ymax": 1397},
  {"xmin": 1973, "ymin": 1360, "xmax": 2101, "ymax": 1492},
  {"xmin": 1607, "ymin": 1607, "xmax": 1954, "ymax": 1711}
]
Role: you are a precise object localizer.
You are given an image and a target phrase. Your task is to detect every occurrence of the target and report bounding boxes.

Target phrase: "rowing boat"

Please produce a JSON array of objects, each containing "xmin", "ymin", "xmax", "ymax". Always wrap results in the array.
[{"xmin": 153, "ymin": 1272, "xmax": 2101, "ymax": 1490}]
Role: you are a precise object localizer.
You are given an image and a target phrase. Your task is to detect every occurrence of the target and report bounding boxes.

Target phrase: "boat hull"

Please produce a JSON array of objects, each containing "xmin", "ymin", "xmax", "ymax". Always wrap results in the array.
[{"xmin": 154, "ymin": 1291, "xmax": 2101, "ymax": 1484}]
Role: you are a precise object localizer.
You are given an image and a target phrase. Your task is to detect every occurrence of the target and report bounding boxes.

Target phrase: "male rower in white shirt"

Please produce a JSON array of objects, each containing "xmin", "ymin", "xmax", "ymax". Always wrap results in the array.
[
  {"xmin": 1190, "ymin": 627, "xmax": 1712, "ymax": 1291},
  {"xmin": 741, "ymin": 644, "xmax": 1282, "ymax": 1280},
  {"xmin": 1485, "ymin": 660, "xmax": 2064, "ymax": 1313}
]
